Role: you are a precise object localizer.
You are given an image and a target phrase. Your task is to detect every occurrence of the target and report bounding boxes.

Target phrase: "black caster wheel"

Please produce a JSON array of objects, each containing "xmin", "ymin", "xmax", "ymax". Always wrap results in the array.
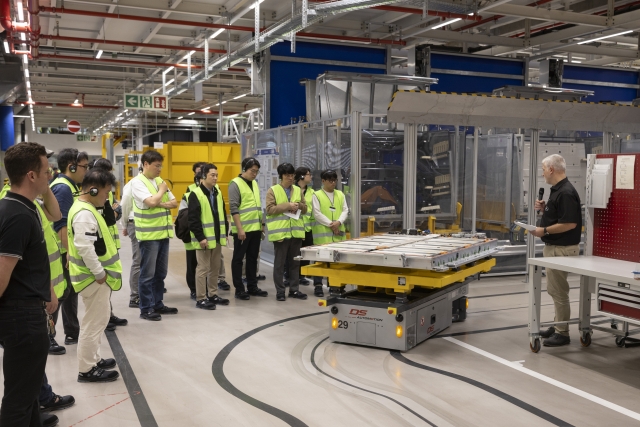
[
  {"xmin": 530, "ymin": 338, "xmax": 541, "ymax": 353},
  {"xmin": 580, "ymin": 333, "xmax": 592, "ymax": 347},
  {"xmin": 615, "ymin": 337, "xmax": 626, "ymax": 348}
]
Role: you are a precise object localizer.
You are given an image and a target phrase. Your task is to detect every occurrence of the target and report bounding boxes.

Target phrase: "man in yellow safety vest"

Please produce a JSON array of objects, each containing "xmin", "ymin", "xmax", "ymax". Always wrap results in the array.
[
  {"xmin": 311, "ymin": 169, "xmax": 349, "ymax": 297},
  {"xmin": 229, "ymin": 157, "xmax": 268, "ymax": 300},
  {"xmin": 68, "ymin": 168, "xmax": 122, "ymax": 383},
  {"xmin": 131, "ymin": 151, "xmax": 178, "ymax": 321},
  {"xmin": 266, "ymin": 163, "xmax": 308, "ymax": 302}
]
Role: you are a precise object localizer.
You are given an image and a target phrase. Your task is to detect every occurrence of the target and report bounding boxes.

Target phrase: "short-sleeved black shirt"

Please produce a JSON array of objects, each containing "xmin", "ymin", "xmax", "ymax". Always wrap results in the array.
[
  {"xmin": 0, "ymin": 192, "xmax": 51, "ymax": 302},
  {"xmin": 540, "ymin": 178, "xmax": 583, "ymax": 246}
]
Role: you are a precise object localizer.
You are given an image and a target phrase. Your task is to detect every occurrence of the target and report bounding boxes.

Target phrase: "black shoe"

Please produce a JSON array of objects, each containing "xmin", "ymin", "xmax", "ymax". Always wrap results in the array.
[
  {"xmin": 155, "ymin": 306, "xmax": 178, "ymax": 315},
  {"xmin": 129, "ymin": 297, "xmax": 139, "ymax": 308},
  {"xmin": 235, "ymin": 292, "xmax": 250, "ymax": 300},
  {"xmin": 543, "ymin": 333, "xmax": 571, "ymax": 347},
  {"xmin": 140, "ymin": 312, "xmax": 162, "ymax": 321},
  {"xmin": 288, "ymin": 291, "xmax": 308, "ymax": 300},
  {"xmin": 40, "ymin": 394, "xmax": 75, "ymax": 412},
  {"xmin": 276, "ymin": 293, "xmax": 286, "ymax": 301},
  {"xmin": 248, "ymin": 288, "xmax": 268, "ymax": 297},
  {"xmin": 97, "ymin": 358, "xmax": 117, "ymax": 369},
  {"xmin": 105, "ymin": 322, "xmax": 116, "ymax": 332},
  {"xmin": 218, "ymin": 280, "xmax": 230, "ymax": 290},
  {"xmin": 196, "ymin": 299, "xmax": 216, "ymax": 310},
  {"xmin": 110, "ymin": 316, "xmax": 128, "ymax": 326},
  {"xmin": 164, "ymin": 288, "xmax": 167, "ymax": 293},
  {"xmin": 78, "ymin": 366, "xmax": 120, "ymax": 383},
  {"xmin": 539, "ymin": 327, "xmax": 555, "ymax": 339},
  {"xmin": 299, "ymin": 278, "xmax": 311, "ymax": 286},
  {"xmin": 283, "ymin": 280, "xmax": 290, "ymax": 287},
  {"xmin": 314, "ymin": 287, "xmax": 324, "ymax": 297},
  {"xmin": 41, "ymin": 412, "xmax": 59, "ymax": 427},
  {"xmin": 190, "ymin": 292, "xmax": 196, "ymax": 300},
  {"xmin": 49, "ymin": 337, "xmax": 66, "ymax": 355},
  {"xmin": 64, "ymin": 335, "xmax": 78, "ymax": 345},
  {"xmin": 257, "ymin": 274, "xmax": 266, "ymax": 281},
  {"xmin": 208, "ymin": 295, "xmax": 229, "ymax": 305}
]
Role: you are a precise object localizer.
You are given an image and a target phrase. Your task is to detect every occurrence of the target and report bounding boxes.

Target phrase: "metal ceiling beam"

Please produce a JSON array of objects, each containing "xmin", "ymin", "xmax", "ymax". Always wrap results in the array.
[{"xmin": 486, "ymin": 4, "xmax": 608, "ymax": 27}]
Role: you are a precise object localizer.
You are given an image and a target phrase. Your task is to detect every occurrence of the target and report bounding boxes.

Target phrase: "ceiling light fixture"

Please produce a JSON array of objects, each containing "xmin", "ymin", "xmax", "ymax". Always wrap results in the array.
[
  {"xmin": 96, "ymin": 50, "xmax": 103, "ymax": 59},
  {"xmin": 233, "ymin": 93, "xmax": 247, "ymax": 100},
  {"xmin": 177, "ymin": 116, "xmax": 183, "ymax": 119},
  {"xmin": 187, "ymin": 112, "xmax": 195, "ymax": 115},
  {"xmin": 431, "ymin": 18, "xmax": 461, "ymax": 30},
  {"xmin": 17, "ymin": 1, "xmax": 24, "ymax": 21},
  {"xmin": 577, "ymin": 30, "xmax": 633, "ymax": 45},
  {"xmin": 3, "ymin": 41, "xmax": 9, "ymax": 54}
]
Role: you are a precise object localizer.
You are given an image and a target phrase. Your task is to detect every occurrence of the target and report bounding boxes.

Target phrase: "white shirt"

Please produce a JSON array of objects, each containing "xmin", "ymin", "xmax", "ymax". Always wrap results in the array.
[
  {"xmin": 120, "ymin": 180, "xmax": 134, "ymax": 226},
  {"xmin": 312, "ymin": 190, "xmax": 349, "ymax": 227},
  {"xmin": 131, "ymin": 175, "xmax": 175, "ymax": 210},
  {"xmin": 71, "ymin": 206, "xmax": 106, "ymax": 281}
]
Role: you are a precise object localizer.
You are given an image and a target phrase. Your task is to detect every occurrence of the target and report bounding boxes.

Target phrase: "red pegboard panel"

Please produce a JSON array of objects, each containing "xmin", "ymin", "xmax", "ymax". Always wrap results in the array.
[{"xmin": 593, "ymin": 154, "xmax": 640, "ymax": 263}]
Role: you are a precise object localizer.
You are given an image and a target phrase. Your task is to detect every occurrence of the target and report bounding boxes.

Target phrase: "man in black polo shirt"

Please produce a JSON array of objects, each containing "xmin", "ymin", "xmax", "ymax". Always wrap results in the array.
[
  {"xmin": 532, "ymin": 154, "xmax": 582, "ymax": 347},
  {"xmin": 0, "ymin": 142, "xmax": 57, "ymax": 426}
]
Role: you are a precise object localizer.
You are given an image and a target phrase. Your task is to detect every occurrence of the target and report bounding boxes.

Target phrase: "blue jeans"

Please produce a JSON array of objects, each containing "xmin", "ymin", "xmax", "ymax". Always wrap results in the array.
[
  {"xmin": 39, "ymin": 373, "xmax": 53, "ymax": 406},
  {"xmin": 139, "ymin": 238, "xmax": 169, "ymax": 313}
]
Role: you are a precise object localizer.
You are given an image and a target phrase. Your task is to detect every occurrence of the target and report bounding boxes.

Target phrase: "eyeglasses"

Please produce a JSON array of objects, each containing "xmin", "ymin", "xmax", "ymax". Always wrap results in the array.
[
  {"xmin": 325, "ymin": 179, "xmax": 337, "ymax": 183},
  {"xmin": 248, "ymin": 168, "xmax": 260, "ymax": 174},
  {"xmin": 76, "ymin": 164, "xmax": 89, "ymax": 170}
]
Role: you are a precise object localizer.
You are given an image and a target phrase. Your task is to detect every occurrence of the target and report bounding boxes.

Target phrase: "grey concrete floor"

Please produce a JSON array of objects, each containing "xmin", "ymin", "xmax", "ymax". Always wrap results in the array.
[{"xmin": 3, "ymin": 235, "xmax": 640, "ymax": 427}]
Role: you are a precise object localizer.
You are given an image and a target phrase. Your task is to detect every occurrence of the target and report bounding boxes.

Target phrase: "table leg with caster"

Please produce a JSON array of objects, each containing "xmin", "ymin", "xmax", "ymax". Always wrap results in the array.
[
  {"xmin": 529, "ymin": 264, "xmax": 542, "ymax": 353},
  {"xmin": 578, "ymin": 275, "xmax": 593, "ymax": 347}
]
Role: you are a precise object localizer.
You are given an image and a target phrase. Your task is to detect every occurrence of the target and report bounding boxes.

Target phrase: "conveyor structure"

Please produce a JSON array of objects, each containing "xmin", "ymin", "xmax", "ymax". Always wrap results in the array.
[{"xmin": 300, "ymin": 233, "xmax": 499, "ymax": 351}]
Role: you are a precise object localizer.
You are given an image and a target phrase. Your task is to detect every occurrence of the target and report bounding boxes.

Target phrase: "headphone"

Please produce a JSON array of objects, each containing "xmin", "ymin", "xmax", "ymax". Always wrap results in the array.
[
  {"xmin": 242, "ymin": 157, "xmax": 257, "ymax": 172},
  {"xmin": 81, "ymin": 187, "xmax": 99, "ymax": 197},
  {"xmin": 69, "ymin": 150, "xmax": 81, "ymax": 173}
]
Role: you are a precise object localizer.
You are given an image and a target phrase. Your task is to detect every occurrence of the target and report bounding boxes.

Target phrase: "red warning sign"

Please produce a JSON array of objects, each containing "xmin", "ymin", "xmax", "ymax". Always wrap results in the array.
[{"xmin": 67, "ymin": 120, "xmax": 81, "ymax": 133}]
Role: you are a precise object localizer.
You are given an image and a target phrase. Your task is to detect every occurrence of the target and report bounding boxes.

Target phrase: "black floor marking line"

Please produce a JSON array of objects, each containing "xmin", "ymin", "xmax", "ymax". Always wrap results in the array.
[
  {"xmin": 212, "ymin": 311, "xmax": 326, "ymax": 427},
  {"xmin": 391, "ymin": 352, "xmax": 575, "ymax": 427},
  {"xmin": 310, "ymin": 337, "xmax": 438, "ymax": 427},
  {"xmin": 105, "ymin": 330, "xmax": 159, "ymax": 427},
  {"xmin": 468, "ymin": 286, "xmax": 580, "ymax": 300}
]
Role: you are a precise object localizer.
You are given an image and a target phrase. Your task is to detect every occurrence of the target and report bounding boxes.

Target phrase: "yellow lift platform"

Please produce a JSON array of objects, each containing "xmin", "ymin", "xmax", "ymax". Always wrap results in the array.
[{"xmin": 299, "ymin": 233, "xmax": 499, "ymax": 351}]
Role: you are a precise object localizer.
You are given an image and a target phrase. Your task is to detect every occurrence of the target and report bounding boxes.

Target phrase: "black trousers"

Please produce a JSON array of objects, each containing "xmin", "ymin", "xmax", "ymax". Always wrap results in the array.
[
  {"xmin": 274, "ymin": 239, "xmax": 302, "ymax": 295},
  {"xmin": 60, "ymin": 261, "xmax": 79, "ymax": 338},
  {"xmin": 0, "ymin": 305, "xmax": 50, "ymax": 427},
  {"xmin": 231, "ymin": 230, "xmax": 261, "ymax": 293},
  {"xmin": 186, "ymin": 249, "xmax": 197, "ymax": 293}
]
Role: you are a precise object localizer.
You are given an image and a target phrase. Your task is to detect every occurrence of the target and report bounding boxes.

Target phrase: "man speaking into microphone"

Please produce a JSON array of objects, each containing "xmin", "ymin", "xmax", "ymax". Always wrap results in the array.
[{"xmin": 529, "ymin": 154, "xmax": 582, "ymax": 347}]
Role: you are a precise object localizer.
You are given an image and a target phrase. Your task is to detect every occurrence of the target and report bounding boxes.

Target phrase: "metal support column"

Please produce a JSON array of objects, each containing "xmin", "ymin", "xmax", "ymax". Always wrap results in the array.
[
  {"xmin": 106, "ymin": 136, "xmax": 114, "ymax": 163},
  {"xmin": 527, "ymin": 129, "xmax": 540, "ymax": 269},
  {"xmin": 403, "ymin": 123, "xmax": 417, "ymax": 230},
  {"xmin": 603, "ymin": 131, "xmax": 612, "ymax": 154},
  {"xmin": 217, "ymin": 93, "xmax": 223, "ymax": 142},
  {"xmin": 350, "ymin": 111, "xmax": 362, "ymax": 238},
  {"xmin": 471, "ymin": 127, "xmax": 479, "ymax": 233}
]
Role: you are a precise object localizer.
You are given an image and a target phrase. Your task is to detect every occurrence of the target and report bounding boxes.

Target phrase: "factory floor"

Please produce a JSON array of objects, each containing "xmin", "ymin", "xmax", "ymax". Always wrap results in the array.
[{"xmin": 3, "ymin": 237, "xmax": 640, "ymax": 427}]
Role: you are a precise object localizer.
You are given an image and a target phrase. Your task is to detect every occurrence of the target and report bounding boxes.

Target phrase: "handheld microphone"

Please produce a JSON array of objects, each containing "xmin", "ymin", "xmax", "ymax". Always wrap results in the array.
[{"xmin": 536, "ymin": 188, "xmax": 544, "ymax": 214}]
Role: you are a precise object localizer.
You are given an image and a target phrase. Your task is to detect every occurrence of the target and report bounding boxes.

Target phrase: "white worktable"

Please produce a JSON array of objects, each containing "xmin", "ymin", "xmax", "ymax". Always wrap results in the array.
[{"xmin": 527, "ymin": 255, "xmax": 640, "ymax": 352}]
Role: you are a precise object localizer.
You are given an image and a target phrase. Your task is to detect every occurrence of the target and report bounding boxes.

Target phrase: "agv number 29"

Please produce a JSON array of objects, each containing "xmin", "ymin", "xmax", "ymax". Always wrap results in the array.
[{"xmin": 338, "ymin": 320, "xmax": 348, "ymax": 329}]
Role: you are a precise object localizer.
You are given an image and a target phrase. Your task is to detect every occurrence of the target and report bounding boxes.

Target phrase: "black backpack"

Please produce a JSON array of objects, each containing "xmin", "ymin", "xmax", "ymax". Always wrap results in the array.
[{"xmin": 174, "ymin": 208, "xmax": 191, "ymax": 243}]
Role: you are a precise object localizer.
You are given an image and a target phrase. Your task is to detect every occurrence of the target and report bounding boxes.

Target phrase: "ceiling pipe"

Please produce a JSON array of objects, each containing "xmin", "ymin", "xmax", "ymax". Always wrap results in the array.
[
  {"xmin": 40, "ymin": 6, "xmax": 257, "ymax": 32},
  {"xmin": 27, "ymin": 0, "xmax": 40, "ymax": 57},
  {"xmin": 372, "ymin": 4, "xmax": 483, "ymax": 21},
  {"xmin": 36, "ymin": 53, "xmax": 247, "ymax": 72},
  {"xmin": 297, "ymin": 31, "xmax": 406, "ymax": 45},
  {"xmin": 457, "ymin": 0, "xmax": 553, "ymax": 32},
  {"xmin": 42, "ymin": 35, "xmax": 228, "ymax": 54},
  {"xmin": 14, "ymin": 101, "xmax": 243, "ymax": 117}
]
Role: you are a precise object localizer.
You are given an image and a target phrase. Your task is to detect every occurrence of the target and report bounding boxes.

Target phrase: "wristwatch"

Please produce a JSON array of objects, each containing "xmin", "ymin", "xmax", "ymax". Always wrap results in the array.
[{"xmin": 544, "ymin": 227, "xmax": 550, "ymax": 236}]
